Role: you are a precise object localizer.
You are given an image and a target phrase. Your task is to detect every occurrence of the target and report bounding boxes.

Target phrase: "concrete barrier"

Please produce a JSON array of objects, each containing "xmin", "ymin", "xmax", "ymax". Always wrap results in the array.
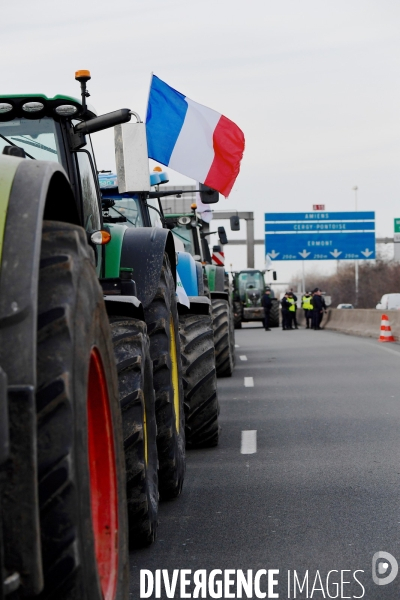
[{"xmin": 297, "ymin": 308, "xmax": 400, "ymax": 340}]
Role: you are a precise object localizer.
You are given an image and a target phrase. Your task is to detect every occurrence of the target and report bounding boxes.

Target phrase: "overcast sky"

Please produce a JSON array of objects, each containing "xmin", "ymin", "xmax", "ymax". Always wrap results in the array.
[{"xmin": 2, "ymin": 0, "xmax": 400, "ymax": 284}]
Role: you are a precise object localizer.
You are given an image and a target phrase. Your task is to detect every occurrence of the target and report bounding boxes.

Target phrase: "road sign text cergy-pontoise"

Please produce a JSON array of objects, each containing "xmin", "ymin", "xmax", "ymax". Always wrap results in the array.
[{"xmin": 265, "ymin": 212, "xmax": 375, "ymax": 261}]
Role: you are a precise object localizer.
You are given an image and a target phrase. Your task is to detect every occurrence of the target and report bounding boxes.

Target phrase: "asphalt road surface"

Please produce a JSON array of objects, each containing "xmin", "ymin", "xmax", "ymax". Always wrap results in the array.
[{"xmin": 130, "ymin": 325, "xmax": 400, "ymax": 599}]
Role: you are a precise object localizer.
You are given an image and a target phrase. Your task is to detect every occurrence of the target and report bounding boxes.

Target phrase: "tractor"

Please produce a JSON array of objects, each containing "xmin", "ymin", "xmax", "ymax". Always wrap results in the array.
[
  {"xmin": 232, "ymin": 269, "xmax": 280, "ymax": 328},
  {"xmin": 163, "ymin": 203, "xmax": 236, "ymax": 377},
  {"xmin": 0, "ymin": 70, "xmax": 187, "ymax": 599},
  {"xmin": 98, "ymin": 173, "xmax": 220, "ymax": 449}
]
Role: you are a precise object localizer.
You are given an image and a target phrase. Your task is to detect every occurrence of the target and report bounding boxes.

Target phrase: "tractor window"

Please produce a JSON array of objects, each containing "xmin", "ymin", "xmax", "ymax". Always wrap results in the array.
[
  {"xmin": 0, "ymin": 117, "xmax": 60, "ymax": 161},
  {"xmin": 238, "ymin": 272, "xmax": 264, "ymax": 297},
  {"xmin": 76, "ymin": 151, "xmax": 101, "ymax": 232},
  {"xmin": 108, "ymin": 196, "xmax": 143, "ymax": 228},
  {"xmin": 172, "ymin": 224, "xmax": 194, "ymax": 254},
  {"xmin": 147, "ymin": 198, "xmax": 163, "ymax": 228}
]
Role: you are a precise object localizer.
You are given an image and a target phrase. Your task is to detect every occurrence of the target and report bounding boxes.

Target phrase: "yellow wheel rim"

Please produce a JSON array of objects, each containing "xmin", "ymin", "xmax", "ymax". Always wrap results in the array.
[{"xmin": 169, "ymin": 316, "xmax": 180, "ymax": 432}]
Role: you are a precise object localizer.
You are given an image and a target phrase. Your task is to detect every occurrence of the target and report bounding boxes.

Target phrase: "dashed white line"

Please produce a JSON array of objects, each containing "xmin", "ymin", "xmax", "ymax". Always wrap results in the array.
[
  {"xmin": 241, "ymin": 430, "xmax": 257, "ymax": 454},
  {"xmin": 244, "ymin": 377, "xmax": 254, "ymax": 387},
  {"xmin": 239, "ymin": 355, "xmax": 247, "ymax": 361},
  {"xmin": 235, "ymin": 344, "xmax": 240, "ymax": 348}
]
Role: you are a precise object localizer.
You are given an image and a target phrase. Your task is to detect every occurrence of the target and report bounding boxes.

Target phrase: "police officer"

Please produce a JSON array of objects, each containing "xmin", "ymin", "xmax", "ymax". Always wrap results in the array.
[
  {"xmin": 290, "ymin": 289, "xmax": 299, "ymax": 329},
  {"xmin": 302, "ymin": 291, "xmax": 313, "ymax": 329},
  {"xmin": 287, "ymin": 292, "xmax": 296, "ymax": 329},
  {"xmin": 281, "ymin": 293, "xmax": 290, "ymax": 330},
  {"xmin": 310, "ymin": 288, "xmax": 326, "ymax": 330},
  {"xmin": 262, "ymin": 287, "xmax": 272, "ymax": 331}
]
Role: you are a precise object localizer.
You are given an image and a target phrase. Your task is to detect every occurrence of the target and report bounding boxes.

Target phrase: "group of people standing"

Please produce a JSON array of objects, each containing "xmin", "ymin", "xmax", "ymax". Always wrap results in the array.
[
  {"xmin": 301, "ymin": 288, "xmax": 327, "ymax": 330},
  {"xmin": 261, "ymin": 287, "xmax": 327, "ymax": 331}
]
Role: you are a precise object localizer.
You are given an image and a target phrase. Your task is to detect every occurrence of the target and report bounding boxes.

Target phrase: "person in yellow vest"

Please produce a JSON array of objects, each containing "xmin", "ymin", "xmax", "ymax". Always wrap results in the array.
[
  {"xmin": 290, "ymin": 289, "xmax": 299, "ymax": 329},
  {"xmin": 302, "ymin": 291, "xmax": 313, "ymax": 329},
  {"xmin": 287, "ymin": 293, "xmax": 296, "ymax": 329}
]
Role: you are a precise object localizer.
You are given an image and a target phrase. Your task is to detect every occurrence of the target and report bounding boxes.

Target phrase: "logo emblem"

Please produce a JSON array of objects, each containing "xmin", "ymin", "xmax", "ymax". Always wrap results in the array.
[{"xmin": 372, "ymin": 552, "xmax": 398, "ymax": 585}]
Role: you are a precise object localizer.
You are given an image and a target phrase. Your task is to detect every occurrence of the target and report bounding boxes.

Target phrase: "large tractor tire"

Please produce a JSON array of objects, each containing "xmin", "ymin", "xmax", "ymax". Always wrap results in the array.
[
  {"xmin": 144, "ymin": 255, "xmax": 185, "ymax": 500},
  {"xmin": 212, "ymin": 298, "xmax": 234, "ymax": 377},
  {"xmin": 109, "ymin": 317, "xmax": 158, "ymax": 548},
  {"xmin": 36, "ymin": 222, "xmax": 128, "ymax": 599},
  {"xmin": 224, "ymin": 275, "xmax": 236, "ymax": 369},
  {"xmin": 179, "ymin": 313, "xmax": 220, "ymax": 448},
  {"xmin": 269, "ymin": 299, "xmax": 280, "ymax": 328},
  {"xmin": 233, "ymin": 300, "xmax": 242, "ymax": 329}
]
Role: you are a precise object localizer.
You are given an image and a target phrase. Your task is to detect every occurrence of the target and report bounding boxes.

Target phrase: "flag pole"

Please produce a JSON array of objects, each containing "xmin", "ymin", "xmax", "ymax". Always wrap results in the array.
[{"xmin": 144, "ymin": 71, "xmax": 154, "ymax": 123}]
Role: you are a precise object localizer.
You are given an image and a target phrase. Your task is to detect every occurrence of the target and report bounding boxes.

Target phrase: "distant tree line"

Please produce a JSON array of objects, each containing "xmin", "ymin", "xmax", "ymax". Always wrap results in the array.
[{"xmin": 293, "ymin": 258, "xmax": 400, "ymax": 308}]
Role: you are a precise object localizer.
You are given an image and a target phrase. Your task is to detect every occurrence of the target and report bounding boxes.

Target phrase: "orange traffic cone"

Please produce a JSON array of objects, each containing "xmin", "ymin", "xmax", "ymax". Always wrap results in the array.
[{"xmin": 379, "ymin": 314, "xmax": 395, "ymax": 342}]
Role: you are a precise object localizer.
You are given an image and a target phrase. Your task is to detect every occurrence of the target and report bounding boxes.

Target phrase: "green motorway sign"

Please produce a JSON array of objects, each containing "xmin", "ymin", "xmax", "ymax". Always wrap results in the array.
[{"xmin": 395, "ymin": 218, "xmax": 400, "ymax": 233}]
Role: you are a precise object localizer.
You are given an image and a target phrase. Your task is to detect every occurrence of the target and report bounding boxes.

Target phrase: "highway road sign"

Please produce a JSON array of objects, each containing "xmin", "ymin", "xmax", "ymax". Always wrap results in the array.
[
  {"xmin": 394, "ymin": 218, "xmax": 400, "ymax": 234},
  {"xmin": 265, "ymin": 211, "xmax": 375, "ymax": 261}
]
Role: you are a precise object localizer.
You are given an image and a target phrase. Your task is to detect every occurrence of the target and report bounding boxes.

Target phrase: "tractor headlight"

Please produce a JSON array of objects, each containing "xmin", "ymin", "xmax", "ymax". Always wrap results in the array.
[
  {"xmin": 22, "ymin": 102, "xmax": 44, "ymax": 113},
  {"xmin": 55, "ymin": 104, "xmax": 78, "ymax": 116},
  {"xmin": 0, "ymin": 103, "xmax": 13, "ymax": 114}
]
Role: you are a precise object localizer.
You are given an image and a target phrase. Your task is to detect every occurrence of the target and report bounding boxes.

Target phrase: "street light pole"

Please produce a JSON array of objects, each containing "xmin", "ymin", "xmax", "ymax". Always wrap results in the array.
[{"xmin": 353, "ymin": 186, "xmax": 359, "ymax": 306}]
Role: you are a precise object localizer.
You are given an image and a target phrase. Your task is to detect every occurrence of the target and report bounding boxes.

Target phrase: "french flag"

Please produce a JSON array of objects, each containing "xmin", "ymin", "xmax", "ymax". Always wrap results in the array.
[{"xmin": 146, "ymin": 75, "xmax": 245, "ymax": 197}]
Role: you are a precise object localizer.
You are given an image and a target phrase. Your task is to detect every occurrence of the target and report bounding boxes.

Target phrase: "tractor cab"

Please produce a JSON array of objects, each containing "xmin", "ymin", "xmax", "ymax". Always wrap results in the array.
[
  {"xmin": 0, "ymin": 71, "xmax": 152, "ymax": 281},
  {"xmin": 99, "ymin": 171, "xmax": 165, "ymax": 230},
  {"xmin": 165, "ymin": 211, "xmax": 208, "ymax": 262},
  {"xmin": 232, "ymin": 269, "xmax": 279, "ymax": 329},
  {"xmin": 163, "ymin": 207, "xmax": 228, "ymax": 265},
  {"xmin": 236, "ymin": 270, "xmax": 266, "ymax": 307}
]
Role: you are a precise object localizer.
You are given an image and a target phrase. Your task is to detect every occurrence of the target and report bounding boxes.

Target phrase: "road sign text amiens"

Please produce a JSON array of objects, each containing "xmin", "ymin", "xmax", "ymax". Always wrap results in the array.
[
  {"xmin": 265, "ymin": 211, "xmax": 374, "ymax": 222},
  {"xmin": 265, "ymin": 212, "xmax": 375, "ymax": 261}
]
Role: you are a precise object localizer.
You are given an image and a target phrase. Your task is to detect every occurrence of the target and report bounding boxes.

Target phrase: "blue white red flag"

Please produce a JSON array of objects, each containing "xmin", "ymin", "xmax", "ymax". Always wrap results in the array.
[{"xmin": 146, "ymin": 75, "xmax": 245, "ymax": 197}]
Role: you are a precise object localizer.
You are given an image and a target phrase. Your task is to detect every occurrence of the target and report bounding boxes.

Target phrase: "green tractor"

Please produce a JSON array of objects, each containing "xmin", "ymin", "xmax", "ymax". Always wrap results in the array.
[
  {"xmin": 99, "ymin": 175, "xmax": 220, "ymax": 449},
  {"xmin": 232, "ymin": 269, "xmax": 280, "ymax": 328},
  {"xmin": 163, "ymin": 204, "xmax": 235, "ymax": 377},
  {"xmin": 0, "ymin": 71, "xmax": 186, "ymax": 599}
]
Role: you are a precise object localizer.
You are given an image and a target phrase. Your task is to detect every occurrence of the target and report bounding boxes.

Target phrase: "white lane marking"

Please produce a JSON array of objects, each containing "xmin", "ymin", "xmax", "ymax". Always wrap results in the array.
[
  {"xmin": 244, "ymin": 377, "xmax": 254, "ymax": 387},
  {"xmin": 241, "ymin": 430, "xmax": 257, "ymax": 454},
  {"xmin": 360, "ymin": 340, "xmax": 400, "ymax": 357},
  {"xmin": 235, "ymin": 344, "xmax": 239, "ymax": 348},
  {"xmin": 239, "ymin": 355, "xmax": 247, "ymax": 361}
]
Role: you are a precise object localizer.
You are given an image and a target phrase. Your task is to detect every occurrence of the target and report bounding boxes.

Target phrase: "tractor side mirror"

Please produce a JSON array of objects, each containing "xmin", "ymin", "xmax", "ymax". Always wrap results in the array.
[
  {"xmin": 230, "ymin": 215, "xmax": 240, "ymax": 231},
  {"xmin": 200, "ymin": 183, "xmax": 219, "ymax": 204},
  {"xmin": 218, "ymin": 226, "xmax": 228, "ymax": 245}
]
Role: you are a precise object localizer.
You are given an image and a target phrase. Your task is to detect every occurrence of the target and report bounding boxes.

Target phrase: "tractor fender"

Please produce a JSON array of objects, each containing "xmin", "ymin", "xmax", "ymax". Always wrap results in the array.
[
  {"xmin": 0, "ymin": 158, "xmax": 77, "ymax": 595},
  {"xmin": 104, "ymin": 295, "xmax": 145, "ymax": 322},
  {"xmin": 204, "ymin": 264, "xmax": 225, "ymax": 292},
  {"xmin": 210, "ymin": 291, "xmax": 229, "ymax": 301},
  {"xmin": 120, "ymin": 227, "xmax": 176, "ymax": 308},
  {"xmin": 178, "ymin": 295, "xmax": 211, "ymax": 317},
  {"xmin": 176, "ymin": 252, "xmax": 199, "ymax": 297}
]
